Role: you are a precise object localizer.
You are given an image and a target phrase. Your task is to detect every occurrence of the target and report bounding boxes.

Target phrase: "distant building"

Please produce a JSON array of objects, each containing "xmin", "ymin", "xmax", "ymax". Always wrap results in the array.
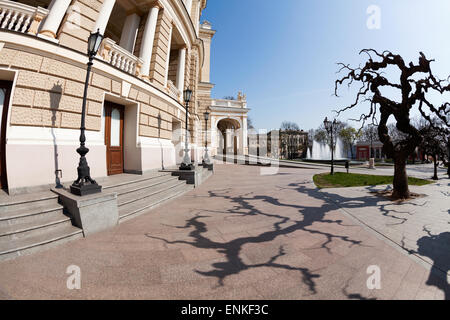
[
  {"xmin": 267, "ymin": 130, "xmax": 308, "ymax": 160},
  {"xmin": 356, "ymin": 141, "xmax": 423, "ymax": 161},
  {"xmin": 356, "ymin": 141, "xmax": 384, "ymax": 160}
]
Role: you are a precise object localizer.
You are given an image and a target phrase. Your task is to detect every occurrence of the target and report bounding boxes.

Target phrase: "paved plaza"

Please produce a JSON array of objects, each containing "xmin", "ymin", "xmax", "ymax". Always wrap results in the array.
[{"xmin": 0, "ymin": 164, "xmax": 448, "ymax": 300}]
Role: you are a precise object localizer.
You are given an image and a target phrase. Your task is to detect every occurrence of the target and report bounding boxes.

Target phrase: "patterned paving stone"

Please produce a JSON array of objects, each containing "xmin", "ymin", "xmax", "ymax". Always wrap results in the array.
[{"xmin": 0, "ymin": 164, "xmax": 447, "ymax": 299}]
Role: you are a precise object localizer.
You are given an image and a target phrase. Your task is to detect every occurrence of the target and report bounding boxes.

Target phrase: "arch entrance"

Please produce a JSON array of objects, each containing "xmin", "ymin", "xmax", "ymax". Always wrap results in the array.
[{"xmin": 217, "ymin": 118, "xmax": 241, "ymax": 161}]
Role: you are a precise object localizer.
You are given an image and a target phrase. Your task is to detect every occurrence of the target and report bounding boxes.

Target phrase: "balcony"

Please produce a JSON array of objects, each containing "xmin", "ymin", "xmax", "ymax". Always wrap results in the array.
[
  {"xmin": 99, "ymin": 38, "xmax": 143, "ymax": 77},
  {"xmin": 167, "ymin": 79, "xmax": 181, "ymax": 101},
  {"xmin": 0, "ymin": 0, "xmax": 48, "ymax": 35}
]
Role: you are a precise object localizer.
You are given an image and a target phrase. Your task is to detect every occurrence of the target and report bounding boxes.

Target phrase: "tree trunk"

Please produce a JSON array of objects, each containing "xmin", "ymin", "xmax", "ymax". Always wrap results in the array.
[
  {"xmin": 433, "ymin": 155, "xmax": 438, "ymax": 180},
  {"xmin": 391, "ymin": 156, "xmax": 410, "ymax": 199}
]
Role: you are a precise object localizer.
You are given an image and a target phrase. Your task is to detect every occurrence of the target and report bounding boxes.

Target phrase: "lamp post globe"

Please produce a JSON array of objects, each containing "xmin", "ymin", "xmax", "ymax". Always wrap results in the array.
[
  {"xmin": 183, "ymin": 88, "xmax": 193, "ymax": 104},
  {"xmin": 180, "ymin": 88, "xmax": 194, "ymax": 171},
  {"xmin": 323, "ymin": 117, "xmax": 331, "ymax": 132},
  {"xmin": 87, "ymin": 29, "xmax": 104, "ymax": 57},
  {"xmin": 70, "ymin": 30, "xmax": 104, "ymax": 196}
]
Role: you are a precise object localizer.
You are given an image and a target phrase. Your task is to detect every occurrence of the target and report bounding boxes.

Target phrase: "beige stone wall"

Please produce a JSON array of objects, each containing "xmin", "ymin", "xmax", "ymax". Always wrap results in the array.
[
  {"xmin": 190, "ymin": 0, "xmax": 200, "ymax": 30},
  {"xmin": 58, "ymin": 0, "xmax": 103, "ymax": 53},
  {"xmin": 150, "ymin": 10, "xmax": 172, "ymax": 89},
  {"xmin": 138, "ymin": 93, "xmax": 174, "ymax": 140},
  {"xmin": 189, "ymin": 49, "xmax": 199, "ymax": 114},
  {"xmin": 0, "ymin": 46, "xmax": 101, "ymax": 131},
  {"xmin": 0, "ymin": 44, "xmax": 180, "ymax": 140},
  {"xmin": 184, "ymin": 48, "xmax": 191, "ymax": 91},
  {"xmin": 197, "ymin": 87, "xmax": 213, "ymax": 139}
]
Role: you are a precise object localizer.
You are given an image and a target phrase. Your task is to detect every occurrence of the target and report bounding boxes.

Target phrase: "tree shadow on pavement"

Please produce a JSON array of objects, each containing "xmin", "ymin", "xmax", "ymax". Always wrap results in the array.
[
  {"xmin": 286, "ymin": 183, "xmax": 449, "ymax": 300},
  {"xmin": 416, "ymin": 230, "xmax": 450, "ymax": 300},
  {"xmin": 146, "ymin": 182, "xmax": 375, "ymax": 298}
]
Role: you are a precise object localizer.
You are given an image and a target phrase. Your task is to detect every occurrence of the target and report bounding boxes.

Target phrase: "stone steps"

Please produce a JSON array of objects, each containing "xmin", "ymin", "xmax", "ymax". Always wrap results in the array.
[
  {"xmin": 0, "ymin": 224, "xmax": 83, "ymax": 261},
  {"xmin": 0, "ymin": 214, "xmax": 72, "ymax": 241},
  {"xmin": 0, "ymin": 202, "xmax": 65, "ymax": 227},
  {"xmin": 102, "ymin": 171, "xmax": 171, "ymax": 191},
  {"xmin": 118, "ymin": 180, "xmax": 194, "ymax": 223},
  {"xmin": 0, "ymin": 167, "xmax": 212, "ymax": 261},
  {"xmin": 108, "ymin": 175, "xmax": 180, "ymax": 199},
  {"xmin": 0, "ymin": 190, "xmax": 82, "ymax": 261},
  {"xmin": 0, "ymin": 191, "xmax": 58, "ymax": 213},
  {"xmin": 118, "ymin": 178, "xmax": 185, "ymax": 207}
]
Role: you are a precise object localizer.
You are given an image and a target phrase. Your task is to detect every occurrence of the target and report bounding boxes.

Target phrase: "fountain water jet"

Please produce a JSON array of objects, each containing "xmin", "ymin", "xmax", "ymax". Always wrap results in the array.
[{"xmin": 307, "ymin": 138, "xmax": 347, "ymax": 160}]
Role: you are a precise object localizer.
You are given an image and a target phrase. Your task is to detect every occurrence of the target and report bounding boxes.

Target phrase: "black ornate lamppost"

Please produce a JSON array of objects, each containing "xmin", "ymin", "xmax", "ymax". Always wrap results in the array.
[
  {"xmin": 202, "ymin": 111, "xmax": 211, "ymax": 165},
  {"xmin": 324, "ymin": 117, "xmax": 337, "ymax": 175},
  {"xmin": 70, "ymin": 29, "xmax": 104, "ymax": 196},
  {"xmin": 180, "ymin": 88, "xmax": 194, "ymax": 170}
]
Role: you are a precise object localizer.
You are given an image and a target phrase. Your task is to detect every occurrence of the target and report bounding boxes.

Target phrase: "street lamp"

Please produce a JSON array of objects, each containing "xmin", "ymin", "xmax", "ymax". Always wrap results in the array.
[
  {"xmin": 70, "ymin": 29, "xmax": 104, "ymax": 196},
  {"xmin": 324, "ymin": 117, "xmax": 337, "ymax": 175},
  {"xmin": 202, "ymin": 111, "xmax": 211, "ymax": 165},
  {"xmin": 180, "ymin": 88, "xmax": 194, "ymax": 170}
]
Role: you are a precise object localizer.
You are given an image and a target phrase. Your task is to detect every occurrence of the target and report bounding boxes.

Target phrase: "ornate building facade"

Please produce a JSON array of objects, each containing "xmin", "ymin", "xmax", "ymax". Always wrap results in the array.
[
  {"xmin": 267, "ymin": 130, "xmax": 308, "ymax": 160},
  {"xmin": 0, "ymin": 0, "xmax": 248, "ymax": 194}
]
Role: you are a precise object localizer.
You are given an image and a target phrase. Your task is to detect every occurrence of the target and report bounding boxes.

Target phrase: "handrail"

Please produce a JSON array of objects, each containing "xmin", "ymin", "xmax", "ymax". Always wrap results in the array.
[{"xmin": 99, "ymin": 38, "xmax": 143, "ymax": 77}]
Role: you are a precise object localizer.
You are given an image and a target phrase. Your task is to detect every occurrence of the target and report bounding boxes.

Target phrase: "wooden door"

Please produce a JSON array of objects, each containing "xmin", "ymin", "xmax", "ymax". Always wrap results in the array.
[
  {"xmin": 105, "ymin": 101, "xmax": 124, "ymax": 176},
  {"xmin": 0, "ymin": 81, "xmax": 12, "ymax": 189}
]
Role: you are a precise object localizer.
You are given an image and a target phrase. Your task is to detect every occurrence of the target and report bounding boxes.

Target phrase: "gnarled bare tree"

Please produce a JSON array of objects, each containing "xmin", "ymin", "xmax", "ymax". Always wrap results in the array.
[{"xmin": 335, "ymin": 49, "xmax": 449, "ymax": 199}]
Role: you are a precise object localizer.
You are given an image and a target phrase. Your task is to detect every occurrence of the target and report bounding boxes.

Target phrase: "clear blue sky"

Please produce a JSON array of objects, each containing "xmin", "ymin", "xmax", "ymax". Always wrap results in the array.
[{"xmin": 201, "ymin": 0, "xmax": 450, "ymax": 131}]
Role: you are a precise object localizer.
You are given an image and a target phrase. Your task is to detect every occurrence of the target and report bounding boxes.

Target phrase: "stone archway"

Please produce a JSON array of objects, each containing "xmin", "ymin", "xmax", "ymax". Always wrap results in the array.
[{"xmin": 217, "ymin": 118, "xmax": 241, "ymax": 160}]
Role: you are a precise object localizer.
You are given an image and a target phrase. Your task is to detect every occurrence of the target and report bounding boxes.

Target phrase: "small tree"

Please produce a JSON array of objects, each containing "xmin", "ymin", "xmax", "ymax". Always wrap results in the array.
[
  {"xmin": 340, "ymin": 127, "xmax": 361, "ymax": 159},
  {"xmin": 281, "ymin": 121, "xmax": 300, "ymax": 131},
  {"xmin": 418, "ymin": 119, "xmax": 449, "ymax": 180},
  {"xmin": 313, "ymin": 121, "xmax": 347, "ymax": 146},
  {"xmin": 247, "ymin": 116, "xmax": 255, "ymax": 129},
  {"xmin": 335, "ymin": 50, "xmax": 450, "ymax": 199},
  {"xmin": 314, "ymin": 129, "xmax": 328, "ymax": 145}
]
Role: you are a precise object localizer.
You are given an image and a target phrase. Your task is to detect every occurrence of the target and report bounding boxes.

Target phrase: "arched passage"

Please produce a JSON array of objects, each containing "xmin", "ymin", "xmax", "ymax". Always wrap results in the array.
[{"xmin": 217, "ymin": 118, "xmax": 241, "ymax": 159}]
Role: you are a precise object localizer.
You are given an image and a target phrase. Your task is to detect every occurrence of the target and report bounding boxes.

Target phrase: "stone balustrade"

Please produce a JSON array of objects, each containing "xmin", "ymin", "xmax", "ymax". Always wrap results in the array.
[
  {"xmin": 212, "ymin": 99, "xmax": 246, "ymax": 109},
  {"xmin": 0, "ymin": 0, "xmax": 48, "ymax": 35},
  {"xmin": 100, "ymin": 38, "xmax": 143, "ymax": 77},
  {"xmin": 167, "ymin": 79, "xmax": 181, "ymax": 101}
]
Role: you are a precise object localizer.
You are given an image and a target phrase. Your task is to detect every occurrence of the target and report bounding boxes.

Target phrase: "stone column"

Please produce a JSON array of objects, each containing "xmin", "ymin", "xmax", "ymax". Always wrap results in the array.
[
  {"xmin": 119, "ymin": 13, "xmax": 141, "ymax": 52},
  {"xmin": 176, "ymin": 47, "xmax": 186, "ymax": 93},
  {"xmin": 93, "ymin": 0, "xmax": 116, "ymax": 34},
  {"xmin": 164, "ymin": 23, "xmax": 174, "ymax": 87},
  {"xmin": 38, "ymin": 0, "xmax": 72, "ymax": 38},
  {"xmin": 140, "ymin": 4, "xmax": 161, "ymax": 78}
]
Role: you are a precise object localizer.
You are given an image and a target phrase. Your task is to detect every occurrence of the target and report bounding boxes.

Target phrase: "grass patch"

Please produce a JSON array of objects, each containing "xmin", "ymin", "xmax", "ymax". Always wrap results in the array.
[{"xmin": 313, "ymin": 172, "xmax": 433, "ymax": 189}]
